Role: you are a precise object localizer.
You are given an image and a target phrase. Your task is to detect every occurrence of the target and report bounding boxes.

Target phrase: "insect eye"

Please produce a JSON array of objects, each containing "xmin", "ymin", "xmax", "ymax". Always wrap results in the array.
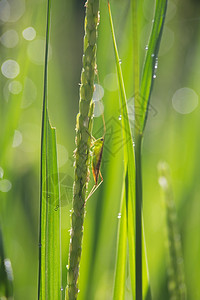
[{"xmin": 101, "ymin": 138, "xmax": 104, "ymax": 141}]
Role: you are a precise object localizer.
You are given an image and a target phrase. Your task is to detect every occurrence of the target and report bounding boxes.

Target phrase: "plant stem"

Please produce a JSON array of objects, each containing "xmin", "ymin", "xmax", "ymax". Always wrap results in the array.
[
  {"xmin": 65, "ymin": 1, "xmax": 99, "ymax": 299},
  {"xmin": 135, "ymin": 133, "xmax": 143, "ymax": 300}
]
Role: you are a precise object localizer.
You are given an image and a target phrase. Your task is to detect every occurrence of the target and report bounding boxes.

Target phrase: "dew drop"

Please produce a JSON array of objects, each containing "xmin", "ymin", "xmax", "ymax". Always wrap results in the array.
[
  {"xmin": 118, "ymin": 115, "xmax": 122, "ymax": 121},
  {"xmin": 153, "ymin": 74, "xmax": 156, "ymax": 79},
  {"xmin": 119, "ymin": 59, "xmax": 122, "ymax": 64},
  {"xmin": 54, "ymin": 205, "xmax": 59, "ymax": 211},
  {"xmin": 60, "ymin": 287, "xmax": 64, "ymax": 291},
  {"xmin": 151, "ymin": 53, "xmax": 155, "ymax": 57},
  {"xmin": 145, "ymin": 45, "xmax": 148, "ymax": 50},
  {"xmin": 117, "ymin": 213, "xmax": 121, "ymax": 219}
]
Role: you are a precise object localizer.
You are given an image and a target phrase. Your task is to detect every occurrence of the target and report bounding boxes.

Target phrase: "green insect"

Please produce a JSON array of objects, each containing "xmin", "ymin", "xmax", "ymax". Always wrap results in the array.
[
  {"xmin": 85, "ymin": 93, "xmax": 106, "ymax": 202},
  {"xmin": 92, "ymin": 136, "xmax": 104, "ymax": 185}
]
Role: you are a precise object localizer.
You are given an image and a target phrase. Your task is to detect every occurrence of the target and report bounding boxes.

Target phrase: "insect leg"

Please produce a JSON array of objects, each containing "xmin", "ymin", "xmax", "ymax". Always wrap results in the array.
[{"xmin": 84, "ymin": 175, "xmax": 104, "ymax": 205}]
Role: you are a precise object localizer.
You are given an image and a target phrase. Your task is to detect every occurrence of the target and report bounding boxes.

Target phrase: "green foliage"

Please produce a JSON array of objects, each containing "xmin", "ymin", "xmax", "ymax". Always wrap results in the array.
[
  {"xmin": 108, "ymin": 2, "xmax": 151, "ymax": 299},
  {"xmin": 38, "ymin": 0, "xmax": 61, "ymax": 298},
  {"xmin": 139, "ymin": 0, "xmax": 168, "ymax": 133},
  {"xmin": 0, "ymin": 0, "xmax": 199, "ymax": 300}
]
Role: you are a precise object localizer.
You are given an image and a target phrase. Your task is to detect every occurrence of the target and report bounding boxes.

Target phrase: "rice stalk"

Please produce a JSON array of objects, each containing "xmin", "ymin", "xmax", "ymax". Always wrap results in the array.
[{"xmin": 65, "ymin": 1, "xmax": 100, "ymax": 299}]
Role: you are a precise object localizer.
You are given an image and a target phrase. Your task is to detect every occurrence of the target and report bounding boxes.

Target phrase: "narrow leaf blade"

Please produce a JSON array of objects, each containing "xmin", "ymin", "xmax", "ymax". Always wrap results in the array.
[
  {"xmin": 108, "ymin": 3, "xmax": 136, "ymax": 298},
  {"xmin": 108, "ymin": 3, "xmax": 151, "ymax": 299},
  {"xmin": 38, "ymin": 0, "xmax": 61, "ymax": 299},
  {"xmin": 140, "ymin": 0, "xmax": 168, "ymax": 132}
]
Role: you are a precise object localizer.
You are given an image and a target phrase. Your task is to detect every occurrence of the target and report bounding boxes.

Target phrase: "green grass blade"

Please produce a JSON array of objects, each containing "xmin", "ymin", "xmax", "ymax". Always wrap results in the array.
[
  {"xmin": 107, "ymin": 2, "xmax": 134, "ymax": 176},
  {"xmin": 132, "ymin": 0, "xmax": 140, "ymax": 134},
  {"xmin": 139, "ymin": 0, "xmax": 168, "ymax": 133},
  {"xmin": 108, "ymin": 2, "xmax": 151, "ymax": 299},
  {"xmin": 113, "ymin": 173, "xmax": 127, "ymax": 300},
  {"xmin": 0, "ymin": 227, "xmax": 14, "ymax": 299},
  {"xmin": 38, "ymin": 0, "xmax": 61, "ymax": 299},
  {"xmin": 108, "ymin": 2, "xmax": 136, "ymax": 297},
  {"xmin": 158, "ymin": 162, "xmax": 187, "ymax": 300}
]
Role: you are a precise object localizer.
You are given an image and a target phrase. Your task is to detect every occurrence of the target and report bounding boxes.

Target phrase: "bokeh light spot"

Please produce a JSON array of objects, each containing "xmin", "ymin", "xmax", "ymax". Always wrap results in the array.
[
  {"xmin": 93, "ymin": 100, "xmax": 104, "ymax": 117},
  {"xmin": 7, "ymin": 0, "xmax": 25, "ymax": 22},
  {"xmin": 0, "ymin": 179, "xmax": 12, "ymax": 192},
  {"xmin": 0, "ymin": 167, "xmax": 4, "ymax": 179},
  {"xmin": 20, "ymin": 123, "xmax": 40, "ymax": 153},
  {"xmin": 12, "ymin": 130, "xmax": 23, "ymax": 148},
  {"xmin": 172, "ymin": 88, "xmax": 198, "ymax": 114},
  {"xmin": 0, "ymin": 0, "xmax": 10, "ymax": 22},
  {"xmin": 93, "ymin": 84, "xmax": 104, "ymax": 101},
  {"xmin": 158, "ymin": 176, "xmax": 168, "ymax": 190},
  {"xmin": 0, "ymin": 29, "xmax": 19, "ymax": 48},
  {"xmin": 21, "ymin": 77, "xmax": 37, "ymax": 108},
  {"xmin": 8, "ymin": 80, "xmax": 22, "ymax": 94},
  {"xmin": 22, "ymin": 27, "xmax": 36, "ymax": 41},
  {"xmin": 27, "ymin": 39, "xmax": 52, "ymax": 65},
  {"xmin": 1, "ymin": 59, "xmax": 20, "ymax": 79}
]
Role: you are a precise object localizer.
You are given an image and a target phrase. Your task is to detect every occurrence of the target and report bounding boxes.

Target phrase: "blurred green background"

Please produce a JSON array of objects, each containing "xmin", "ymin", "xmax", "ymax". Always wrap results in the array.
[{"xmin": 0, "ymin": 0, "xmax": 200, "ymax": 299}]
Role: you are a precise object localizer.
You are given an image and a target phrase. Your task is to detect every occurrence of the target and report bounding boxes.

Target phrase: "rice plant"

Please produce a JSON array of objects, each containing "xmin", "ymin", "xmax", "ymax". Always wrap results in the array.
[{"xmin": 0, "ymin": 0, "xmax": 199, "ymax": 299}]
